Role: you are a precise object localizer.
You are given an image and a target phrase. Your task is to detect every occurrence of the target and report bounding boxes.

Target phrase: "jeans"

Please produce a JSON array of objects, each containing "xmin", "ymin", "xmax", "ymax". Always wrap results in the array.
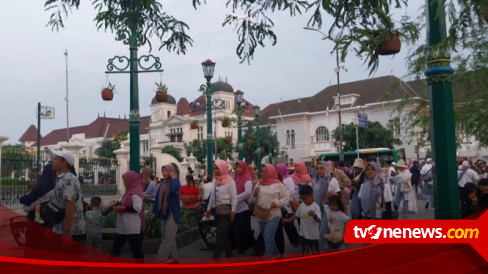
[
  {"xmin": 258, "ymin": 217, "xmax": 280, "ymax": 256},
  {"xmin": 318, "ymin": 208, "xmax": 330, "ymax": 250},
  {"xmin": 350, "ymin": 191, "xmax": 361, "ymax": 220},
  {"xmin": 157, "ymin": 214, "xmax": 178, "ymax": 259},
  {"xmin": 423, "ymin": 182, "xmax": 434, "ymax": 207},
  {"xmin": 394, "ymin": 183, "xmax": 409, "ymax": 214}
]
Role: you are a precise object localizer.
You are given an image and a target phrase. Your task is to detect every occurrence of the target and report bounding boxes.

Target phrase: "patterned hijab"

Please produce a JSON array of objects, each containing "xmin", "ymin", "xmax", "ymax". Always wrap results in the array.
[
  {"xmin": 276, "ymin": 163, "xmax": 290, "ymax": 179},
  {"xmin": 260, "ymin": 164, "xmax": 282, "ymax": 186},
  {"xmin": 291, "ymin": 161, "xmax": 312, "ymax": 185},
  {"xmin": 312, "ymin": 161, "xmax": 333, "ymax": 209},
  {"xmin": 234, "ymin": 161, "xmax": 251, "ymax": 194},
  {"xmin": 214, "ymin": 160, "xmax": 233, "ymax": 186}
]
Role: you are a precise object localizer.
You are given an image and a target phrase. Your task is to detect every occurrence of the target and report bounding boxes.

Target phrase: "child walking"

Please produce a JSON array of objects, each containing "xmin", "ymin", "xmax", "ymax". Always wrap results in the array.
[
  {"xmin": 85, "ymin": 196, "xmax": 104, "ymax": 250},
  {"xmin": 283, "ymin": 185, "xmax": 321, "ymax": 256},
  {"xmin": 324, "ymin": 196, "xmax": 350, "ymax": 250}
]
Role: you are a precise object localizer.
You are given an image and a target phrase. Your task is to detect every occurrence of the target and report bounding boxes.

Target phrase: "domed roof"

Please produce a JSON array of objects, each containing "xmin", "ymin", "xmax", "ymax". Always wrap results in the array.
[
  {"xmin": 151, "ymin": 94, "xmax": 176, "ymax": 105},
  {"xmin": 212, "ymin": 81, "xmax": 234, "ymax": 93}
]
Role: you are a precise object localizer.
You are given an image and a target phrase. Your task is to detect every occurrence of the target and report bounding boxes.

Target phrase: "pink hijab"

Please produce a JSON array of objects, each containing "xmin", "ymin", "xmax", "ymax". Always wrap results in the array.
[
  {"xmin": 260, "ymin": 164, "xmax": 282, "ymax": 186},
  {"xmin": 276, "ymin": 163, "xmax": 290, "ymax": 179},
  {"xmin": 121, "ymin": 170, "xmax": 146, "ymax": 233},
  {"xmin": 214, "ymin": 160, "xmax": 233, "ymax": 186},
  {"xmin": 291, "ymin": 161, "xmax": 312, "ymax": 185},
  {"xmin": 234, "ymin": 161, "xmax": 251, "ymax": 194}
]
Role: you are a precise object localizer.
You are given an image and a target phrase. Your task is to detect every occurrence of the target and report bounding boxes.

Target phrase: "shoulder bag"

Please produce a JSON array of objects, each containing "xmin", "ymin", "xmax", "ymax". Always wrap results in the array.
[
  {"xmin": 401, "ymin": 174, "xmax": 413, "ymax": 193},
  {"xmin": 211, "ymin": 182, "xmax": 231, "ymax": 217},
  {"xmin": 423, "ymin": 168, "xmax": 433, "ymax": 182},
  {"xmin": 252, "ymin": 183, "xmax": 271, "ymax": 220}
]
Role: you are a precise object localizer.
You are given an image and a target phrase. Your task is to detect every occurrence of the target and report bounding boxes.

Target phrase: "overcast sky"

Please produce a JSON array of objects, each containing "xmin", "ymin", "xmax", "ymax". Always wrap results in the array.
[{"xmin": 0, "ymin": 1, "xmax": 424, "ymax": 145}]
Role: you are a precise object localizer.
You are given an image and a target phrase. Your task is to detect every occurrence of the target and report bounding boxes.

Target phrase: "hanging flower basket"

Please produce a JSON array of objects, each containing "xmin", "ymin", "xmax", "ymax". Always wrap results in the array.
[
  {"xmin": 249, "ymin": 134, "xmax": 255, "ymax": 140},
  {"xmin": 222, "ymin": 121, "xmax": 229, "ymax": 128},
  {"xmin": 190, "ymin": 121, "xmax": 198, "ymax": 129},
  {"xmin": 378, "ymin": 33, "xmax": 401, "ymax": 55},
  {"xmin": 155, "ymin": 82, "xmax": 168, "ymax": 102},
  {"xmin": 156, "ymin": 91, "xmax": 168, "ymax": 102},
  {"xmin": 101, "ymin": 83, "xmax": 115, "ymax": 101},
  {"xmin": 225, "ymin": 136, "xmax": 232, "ymax": 143}
]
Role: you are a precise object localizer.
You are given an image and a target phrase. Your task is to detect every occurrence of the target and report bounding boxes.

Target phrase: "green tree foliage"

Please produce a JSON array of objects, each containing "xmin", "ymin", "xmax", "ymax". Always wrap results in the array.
[
  {"xmin": 333, "ymin": 121, "xmax": 401, "ymax": 151},
  {"xmin": 186, "ymin": 139, "xmax": 207, "ymax": 163},
  {"xmin": 193, "ymin": 0, "xmax": 420, "ymax": 73},
  {"xmin": 162, "ymin": 145, "xmax": 183, "ymax": 162},
  {"xmin": 112, "ymin": 129, "xmax": 128, "ymax": 145},
  {"xmin": 242, "ymin": 121, "xmax": 280, "ymax": 164},
  {"xmin": 215, "ymin": 137, "xmax": 234, "ymax": 161},
  {"xmin": 44, "ymin": 0, "xmax": 193, "ymax": 53},
  {"xmin": 95, "ymin": 139, "xmax": 120, "ymax": 158}
]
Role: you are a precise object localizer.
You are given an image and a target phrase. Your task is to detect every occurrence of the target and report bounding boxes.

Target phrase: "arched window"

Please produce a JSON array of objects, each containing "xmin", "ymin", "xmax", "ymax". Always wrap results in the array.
[{"xmin": 315, "ymin": 126, "xmax": 329, "ymax": 142}]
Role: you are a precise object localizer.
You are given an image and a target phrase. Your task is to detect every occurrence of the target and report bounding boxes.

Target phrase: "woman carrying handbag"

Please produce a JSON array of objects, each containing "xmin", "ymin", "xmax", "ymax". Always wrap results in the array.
[
  {"xmin": 205, "ymin": 160, "xmax": 237, "ymax": 260},
  {"xmin": 253, "ymin": 164, "xmax": 289, "ymax": 258}
]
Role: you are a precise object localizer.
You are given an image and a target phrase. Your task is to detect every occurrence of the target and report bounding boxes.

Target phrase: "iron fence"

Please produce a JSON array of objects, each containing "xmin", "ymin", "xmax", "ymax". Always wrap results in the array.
[{"xmin": 1, "ymin": 151, "xmax": 52, "ymax": 205}]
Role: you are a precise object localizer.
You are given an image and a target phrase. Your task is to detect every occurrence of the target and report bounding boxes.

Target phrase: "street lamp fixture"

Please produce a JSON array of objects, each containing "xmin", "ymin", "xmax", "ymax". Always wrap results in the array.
[
  {"xmin": 253, "ymin": 105, "xmax": 261, "ymax": 177},
  {"xmin": 234, "ymin": 89, "xmax": 245, "ymax": 160},
  {"xmin": 36, "ymin": 103, "xmax": 55, "ymax": 174},
  {"xmin": 202, "ymin": 59, "xmax": 216, "ymax": 81},
  {"xmin": 303, "ymin": 26, "xmax": 346, "ymax": 161}
]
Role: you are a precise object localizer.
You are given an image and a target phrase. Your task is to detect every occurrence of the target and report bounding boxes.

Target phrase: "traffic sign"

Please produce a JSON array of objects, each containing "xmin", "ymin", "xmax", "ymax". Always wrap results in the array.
[{"xmin": 358, "ymin": 113, "xmax": 368, "ymax": 128}]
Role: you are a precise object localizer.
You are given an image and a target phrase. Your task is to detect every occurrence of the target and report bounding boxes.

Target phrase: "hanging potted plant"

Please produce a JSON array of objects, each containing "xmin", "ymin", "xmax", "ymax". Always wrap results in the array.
[
  {"xmin": 220, "ymin": 116, "xmax": 234, "ymax": 128},
  {"xmin": 101, "ymin": 82, "xmax": 115, "ymax": 101},
  {"xmin": 225, "ymin": 136, "xmax": 232, "ymax": 144},
  {"xmin": 377, "ymin": 31, "xmax": 401, "ymax": 55},
  {"xmin": 189, "ymin": 120, "xmax": 198, "ymax": 130},
  {"xmin": 155, "ymin": 82, "xmax": 168, "ymax": 102}
]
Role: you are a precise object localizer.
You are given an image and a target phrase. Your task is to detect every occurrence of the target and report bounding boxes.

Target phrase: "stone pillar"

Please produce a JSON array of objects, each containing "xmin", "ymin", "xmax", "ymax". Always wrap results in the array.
[
  {"xmin": 180, "ymin": 158, "xmax": 189, "ymax": 185},
  {"xmin": 187, "ymin": 153, "xmax": 197, "ymax": 172},
  {"xmin": 61, "ymin": 141, "xmax": 84, "ymax": 176},
  {"xmin": 0, "ymin": 136, "xmax": 9, "ymax": 189},
  {"xmin": 115, "ymin": 140, "xmax": 130, "ymax": 194},
  {"xmin": 150, "ymin": 143, "xmax": 164, "ymax": 179}
]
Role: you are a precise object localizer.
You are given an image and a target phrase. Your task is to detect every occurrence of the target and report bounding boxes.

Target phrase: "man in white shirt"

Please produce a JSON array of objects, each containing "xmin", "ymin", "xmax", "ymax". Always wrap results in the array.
[
  {"xmin": 458, "ymin": 161, "xmax": 480, "ymax": 187},
  {"xmin": 420, "ymin": 158, "xmax": 434, "ymax": 209}
]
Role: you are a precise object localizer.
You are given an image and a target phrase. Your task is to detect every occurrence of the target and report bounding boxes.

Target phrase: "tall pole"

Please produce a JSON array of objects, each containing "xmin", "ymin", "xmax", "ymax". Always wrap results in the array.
[
  {"xmin": 356, "ymin": 124, "xmax": 359, "ymax": 158},
  {"xmin": 37, "ymin": 102, "xmax": 41, "ymax": 174},
  {"xmin": 336, "ymin": 49, "xmax": 343, "ymax": 161},
  {"xmin": 256, "ymin": 119, "xmax": 261, "ymax": 178},
  {"xmin": 128, "ymin": 29, "xmax": 140, "ymax": 172},
  {"xmin": 64, "ymin": 49, "xmax": 70, "ymax": 142},
  {"xmin": 425, "ymin": 0, "xmax": 458, "ymax": 219},
  {"xmin": 206, "ymin": 81, "xmax": 214, "ymax": 176},
  {"xmin": 237, "ymin": 109, "xmax": 243, "ymax": 160}
]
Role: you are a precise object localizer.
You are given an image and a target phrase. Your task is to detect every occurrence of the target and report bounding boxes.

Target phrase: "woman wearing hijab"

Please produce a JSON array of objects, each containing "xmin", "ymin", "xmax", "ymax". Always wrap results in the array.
[
  {"xmin": 153, "ymin": 164, "xmax": 181, "ymax": 263},
  {"xmin": 358, "ymin": 162, "xmax": 393, "ymax": 219},
  {"xmin": 276, "ymin": 163, "xmax": 299, "ymax": 247},
  {"xmin": 205, "ymin": 160, "xmax": 238, "ymax": 260},
  {"xmin": 312, "ymin": 161, "xmax": 341, "ymax": 250},
  {"xmin": 111, "ymin": 170, "xmax": 145, "ymax": 259},
  {"xmin": 231, "ymin": 161, "xmax": 255, "ymax": 254},
  {"xmin": 253, "ymin": 164, "xmax": 289, "ymax": 257},
  {"xmin": 290, "ymin": 161, "xmax": 313, "ymax": 203}
]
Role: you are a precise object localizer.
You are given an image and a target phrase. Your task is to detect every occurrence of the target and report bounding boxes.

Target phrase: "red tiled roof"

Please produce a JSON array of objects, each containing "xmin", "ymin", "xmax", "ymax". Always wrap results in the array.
[
  {"xmin": 18, "ymin": 124, "xmax": 39, "ymax": 143},
  {"xmin": 40, "ymin": 116, "xmax": 150, "ymax": 146},
  {"xmin": 176, "ymin": 98, "xmax": 191, "ymax": 115}
]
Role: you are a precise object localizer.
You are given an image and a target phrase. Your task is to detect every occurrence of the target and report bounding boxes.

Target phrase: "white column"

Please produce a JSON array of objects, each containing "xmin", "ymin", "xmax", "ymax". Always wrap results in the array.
[
  {"xmin": 61, "ymin": 141, "xmax": 84, "ymax": 175},
  {"xmin": 180, "ymin": 158, "xmax": 189, "ymax": 185},
  {"xmin": 114, "ymin": 140, "xmax": 130, "ymax": 194},
  {"xmin": 150, "ymin": 143, "xmax": 164, "ymax": 179}
]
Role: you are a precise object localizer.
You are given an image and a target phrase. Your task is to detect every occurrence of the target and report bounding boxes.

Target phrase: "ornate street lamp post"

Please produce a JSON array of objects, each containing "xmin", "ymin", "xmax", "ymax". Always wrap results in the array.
[
  {"xmin": 234, "ymin": 89, "xmax": 244, "ymax": 160},
  {"xmin": 425, "ymin": 0, "xmax": 458, "ymax": 219},
  {"xmin": 267, "ymin": 122, "xmax": 273, "ymax": 164},
  {"xmin": 105, "ymin": 28, "xmax": 164, "ymax": 172},
  {"xmin": 202, "ymin": 59, "xmax": 217, "ymax": 176},
  {"xmin": 253, "ymin": 106, "xmax": 261, "ymax": 178}
]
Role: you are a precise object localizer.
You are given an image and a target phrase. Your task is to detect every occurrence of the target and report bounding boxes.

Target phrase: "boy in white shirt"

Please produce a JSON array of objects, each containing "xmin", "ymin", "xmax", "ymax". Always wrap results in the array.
[{"xmin": 283, "ymin": 185, "xmax": 321, "ymax": 255}]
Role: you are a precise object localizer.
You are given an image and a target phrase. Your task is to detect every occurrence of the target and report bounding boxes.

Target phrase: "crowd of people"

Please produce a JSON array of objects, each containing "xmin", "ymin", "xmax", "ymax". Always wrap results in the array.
[{"xmin": 18, "ymin": 152, "xmax": 488, "ymax": 262}]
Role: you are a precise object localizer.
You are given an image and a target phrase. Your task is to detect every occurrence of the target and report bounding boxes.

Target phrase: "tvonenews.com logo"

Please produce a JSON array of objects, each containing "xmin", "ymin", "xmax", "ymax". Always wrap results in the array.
[
  {"xmin": 352, "ymin": 225, "xmax": 479, "ymax": 240},
  {"xmin": 343, "ymin": 213, "xmax": 487, "ymax": 262}
]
